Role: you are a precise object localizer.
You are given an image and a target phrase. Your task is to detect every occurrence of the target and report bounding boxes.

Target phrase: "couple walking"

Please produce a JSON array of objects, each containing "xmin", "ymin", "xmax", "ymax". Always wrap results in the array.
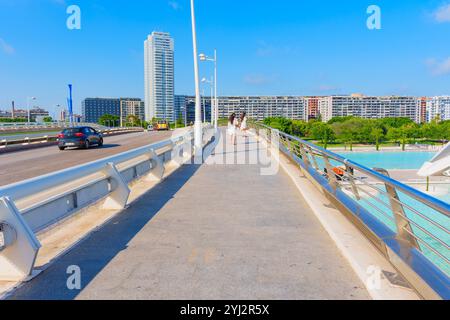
[{"xmin": 227, "ymin": 112, "xmax": 249, "ymax": 145}]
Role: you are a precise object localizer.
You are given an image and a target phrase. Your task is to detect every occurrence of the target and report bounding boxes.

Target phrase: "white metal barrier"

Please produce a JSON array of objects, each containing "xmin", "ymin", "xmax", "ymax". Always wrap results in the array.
[
  {"xmin": 0, "ymin": 126, "xmax": 214, "ymax": 281},
  {"xmin": 0, "ymin": 127, "xmax": 144, "ymax": 150}
]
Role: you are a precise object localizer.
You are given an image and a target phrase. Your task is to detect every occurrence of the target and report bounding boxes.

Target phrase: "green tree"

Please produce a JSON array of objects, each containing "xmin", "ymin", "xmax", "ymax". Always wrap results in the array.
[
  {"xmin": 43, "ymin": 116, "xmax": 53, "ymax": 123},
  {"xmin": 99, "ymin": 114, "xmax": 120, "ymax": 127},
  {"xmin": 387, "ymin": 125, "xmax": 415, "ymax": 151},
  {"xmin": 126, "ymin": 115, "xmax": 140, "ymax": 127},
  {"xmin": 176, "ymin": 112, "xmax": 185, "ymax": 128},
  {"xmin": 291, "ymin": 120, "xmax": 308, "ymax": 137},
  {"xmin": 331, "ymin": 118, "xmax": 363, "ymax": 151},
  {"xmin": 370, "ymin": 127, "xmax": 384, "ymax": 151},
  {"xmin": 311, "ymin": 122, "xmax": 334, "ymax": 149}
]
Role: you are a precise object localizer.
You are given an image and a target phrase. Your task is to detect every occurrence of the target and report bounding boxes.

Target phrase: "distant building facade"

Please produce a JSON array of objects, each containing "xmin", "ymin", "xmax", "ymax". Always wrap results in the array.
[
  {"xmin": 120, "ymin": 98, "xmax": 145, "ymax": 125},
  {"xmin": 0, "ymin": 108, "xmax": 49, "ymax": 121},
  {"xmin": 175, "ymin": 95, "xmax": 307, "ymax": 123},
  {"xmin": 427, "ymin": 96, "xmax": 450, "ymax": 122},
  {"xmin": 144, "ymin": 31, "xmax": 175, "ymax": 122},
  {"xmin": 318, "ymin": 95, "xmax": 421, "ymax": 123},
  {"xmin": 82, "ymin": 98, "xmax": 120, "ymax": 123},
  {"xmin": 82, "ymin": 97, "xmax": 145, "ymax": 124}
]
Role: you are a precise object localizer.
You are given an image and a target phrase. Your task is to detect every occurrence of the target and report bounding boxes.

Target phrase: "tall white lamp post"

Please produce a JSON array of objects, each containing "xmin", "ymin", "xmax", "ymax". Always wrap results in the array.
[
  {"xmin": 190, "ymin": 0, "xmax": 203, "ymax": 161},
  {"xmin": 202, "ymin": 77, "xmax": 214, "ymax": 124},
  {"xmin": 199, "ymin": 49, "xmax": 218, "ymax": 129},
  {"xmin": 27, "ymin": 97, "xmax": 36, "ymax": 123}
]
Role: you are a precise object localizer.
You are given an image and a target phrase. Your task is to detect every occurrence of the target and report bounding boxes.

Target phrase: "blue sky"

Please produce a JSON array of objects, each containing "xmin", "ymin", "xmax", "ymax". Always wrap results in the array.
[{"xmin": 0, "ymin": 0, "xmax": 450, "ymax": 116}]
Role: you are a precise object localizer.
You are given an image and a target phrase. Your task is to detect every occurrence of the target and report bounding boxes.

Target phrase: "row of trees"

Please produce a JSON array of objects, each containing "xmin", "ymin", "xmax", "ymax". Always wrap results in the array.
[
  {"xmin": 263, "ymin": 116, "xmax": 450, "ymax": 150},
  {"xmin": 98, "ymin": 113, "xmax": 187, "ymax": 129},
  {"xmin": 0, "ymin": 118, "xmax": 28, "ymax": 123}
]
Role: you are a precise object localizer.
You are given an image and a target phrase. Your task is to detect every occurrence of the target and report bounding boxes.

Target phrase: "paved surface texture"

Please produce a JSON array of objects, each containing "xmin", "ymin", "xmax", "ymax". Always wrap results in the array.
[
  {"xmin": 0, "ymin": 131, "xmax": 172, "ymax": 186},
  {"xmin": 8, "ymin": 132, "xmax": 369, "ymax": 300}
]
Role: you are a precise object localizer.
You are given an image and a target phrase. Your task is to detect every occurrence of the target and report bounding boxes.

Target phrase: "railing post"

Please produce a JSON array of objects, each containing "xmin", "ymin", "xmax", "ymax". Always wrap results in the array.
[
  {"xmin": 0, "ymin": 196, "xmax": 41, "ymax": 281},
  {"xmin": 323, "ymin": 155, "xmax": 339, "ymax": 191},
  {"xmin": 344, "ymin": 163, "xmax": 361, "ymax": 200},
  {"xmin": 306, "ymin": 146, "xmax": 320, "ymax": 171},
  {"xmin": 102, "ymin": 163, "xmax": 131, "ymax": 210},
  {"xmin": 145, "ymin": 148, "xmax": 165, "ymax": 182},
  {"xmin": 373, "ymin": 168, "xmax": 420, "ymax": 249},
  {"xmin": 298, "ymin": 144, "xmax": 311, "ymax": 168}
]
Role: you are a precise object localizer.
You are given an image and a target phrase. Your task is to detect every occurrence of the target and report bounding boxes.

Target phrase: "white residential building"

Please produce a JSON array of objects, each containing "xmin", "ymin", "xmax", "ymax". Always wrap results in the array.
[
  {"xmin": 144, "ymin": 31, "xmax": 175, "ymax": 122},
  {"xmin": 427, "ymin": 96, "xmax": 450, "ymax": 122},
  {"xmin": 318, "ymin": 95, "xmax": 421, "ymax": 123}
]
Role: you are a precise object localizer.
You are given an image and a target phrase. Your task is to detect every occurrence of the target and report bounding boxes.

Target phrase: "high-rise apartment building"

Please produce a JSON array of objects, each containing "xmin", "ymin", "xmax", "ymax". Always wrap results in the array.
[
  {"xmin": 82, "ymin": 97, "xmax": 144, "ymax": 124},
  {"xmin": 175, "ymin": 95, "xmax": 307, "ymax": 123},
  {"xmin": 120, "ymin": 98, "xmax": 145, "ymax": 124},
  {"xmin": 318, "ymin": 95, "xmax": 420, "ymax": 123},
  {"xmin": 82, "ymin": 98, "xmax": 120, "ymax": 123},
  {"xmin": 144, "ymin": 31, "xmax": 175, "ymax": 122},
  {"xmin": 427, "ymin": 96, "xmax": 450, "ymax": 122}
]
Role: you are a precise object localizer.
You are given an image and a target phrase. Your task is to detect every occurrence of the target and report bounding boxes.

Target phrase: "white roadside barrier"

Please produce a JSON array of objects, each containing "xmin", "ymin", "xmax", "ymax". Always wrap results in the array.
[
  {"xmin": 0, "ymin": 127, "xmax": 144, "ymax": 152},
  {"xmin": 0, "ymin": 126, "xmax": 214, "ymax": 281}
]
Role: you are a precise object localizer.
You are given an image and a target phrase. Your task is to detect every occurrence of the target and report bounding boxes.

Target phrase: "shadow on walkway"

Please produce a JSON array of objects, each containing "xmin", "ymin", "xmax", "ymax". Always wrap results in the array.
[{"xmin": 8, "ymin": 163, "xmax": 201, "ymax": 300}]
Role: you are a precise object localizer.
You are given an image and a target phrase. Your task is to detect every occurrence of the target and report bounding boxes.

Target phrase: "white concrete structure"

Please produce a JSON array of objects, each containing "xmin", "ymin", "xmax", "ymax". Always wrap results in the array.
[
  {"xmin": 144, "ymin": 32, "xmax": 175, "ymax": 122},
  {"xmin": 318, "ymin": 95, "xmax": 421, "ymax": 123},
  {"xmin": 418, "ymin": 142, "xmax": 450, "ymax": 177},
  {"xmin": 427, "ymin": 96, "xmax": 450, "ymax": 122}
]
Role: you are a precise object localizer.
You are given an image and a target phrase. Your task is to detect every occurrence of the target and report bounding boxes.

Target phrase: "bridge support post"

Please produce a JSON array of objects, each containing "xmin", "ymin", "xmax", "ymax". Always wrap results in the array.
[
  {"xmin": 306, "ymin": 146, "xmax": 320, "ymax": 171},
  {"xmin": 145, "ymin": 149, "xmax": 165, "ymax": 182},
  {"xmin": 344, "ymin": 164, "xmax": 361, "ymax": 201},
  {"xmin": 0, "ymin": 197, "xmax": 41, "ymax": 281},
  {"xmin": 373, "ymin": 168, "xmax": 420, "ymax": 249},
  {"xmin": 323, "ymin": 155, "xmax": 339, "ymax": 192},
  {"xmin": 102, "ymin": 163, "xmax": 131, "ymax": 210},
  {"xmin": 298, "ymin": 144, "xmax": 311, "ymax": 168}
]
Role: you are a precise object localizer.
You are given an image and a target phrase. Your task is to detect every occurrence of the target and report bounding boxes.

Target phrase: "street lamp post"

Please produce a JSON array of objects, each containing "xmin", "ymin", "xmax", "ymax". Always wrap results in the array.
[
  {"xmin": 190, "ymin": 0, "xmax": 203, "ymax": 161},
  {"xmin": 199, "ymin": 49, "xmax": 218, "ymax": 130},
  {"xmin": 27, "ymin": 97, "xmax": 36, "ymax": 123},
  {"xmin": 202, "ymin": 77, "xmax": 214, "ymax": 124}
]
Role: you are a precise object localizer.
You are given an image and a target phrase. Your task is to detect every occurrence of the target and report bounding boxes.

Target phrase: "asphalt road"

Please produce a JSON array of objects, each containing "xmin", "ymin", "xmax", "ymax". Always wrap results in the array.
[{"xmin": 0, "ymin": 131, "xmax": 173, "ymax": 186}]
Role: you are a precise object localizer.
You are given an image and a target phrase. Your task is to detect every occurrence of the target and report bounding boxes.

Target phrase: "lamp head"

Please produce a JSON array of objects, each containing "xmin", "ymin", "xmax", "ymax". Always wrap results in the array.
[{"xmin": 199, "ymin": 53, "xmax": 207, "ymax": 61}]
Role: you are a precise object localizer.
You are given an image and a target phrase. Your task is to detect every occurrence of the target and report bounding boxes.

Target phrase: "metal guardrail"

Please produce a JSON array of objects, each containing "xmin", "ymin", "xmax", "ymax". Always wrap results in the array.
[
  {"xmin": 0, "ymin": 126, "xmax": 214, "ymax": 281},
  {"xmin": 0, "ymin": 122, "xmax": 107, "ymax": 131},
  {"xmin": 254, "ymin": 123, "xmax": 449, "ymax": 300},
  {"xmin": 0, "ymin": 127, "xmax": 144, "ymax": 149}
]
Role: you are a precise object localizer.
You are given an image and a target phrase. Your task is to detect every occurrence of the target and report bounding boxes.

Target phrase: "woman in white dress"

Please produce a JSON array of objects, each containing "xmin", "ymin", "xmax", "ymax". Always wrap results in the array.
[
  {"xmin": 240, "ymin": 112, "xmax": 249, "ymax": 137},
  {"xmin": 227, "ymin": 113, "xmax": 238, "ymax": 145}
]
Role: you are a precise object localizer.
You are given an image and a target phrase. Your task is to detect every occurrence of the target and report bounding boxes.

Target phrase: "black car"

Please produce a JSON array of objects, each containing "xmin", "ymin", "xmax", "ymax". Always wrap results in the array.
[{"xmin": 57, "ymin": 127, "xmax": 103, "ymax": 150}]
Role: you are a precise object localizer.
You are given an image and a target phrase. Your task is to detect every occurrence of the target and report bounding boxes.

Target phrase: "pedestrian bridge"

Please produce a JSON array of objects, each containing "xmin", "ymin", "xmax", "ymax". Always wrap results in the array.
[{"xmin": 0, "ymin": 126, "xmax": 448, "ymax": 300}]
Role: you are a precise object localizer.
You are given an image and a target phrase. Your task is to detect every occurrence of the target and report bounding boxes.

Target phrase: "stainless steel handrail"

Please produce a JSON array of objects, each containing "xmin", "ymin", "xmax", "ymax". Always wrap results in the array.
[
  {"xmin": 255, "ymin": 123, "xmax": 450, "ymax": 299},
  {"xmin": 260, "ymin": 124, "xmax": 450, "ymax": 217}
]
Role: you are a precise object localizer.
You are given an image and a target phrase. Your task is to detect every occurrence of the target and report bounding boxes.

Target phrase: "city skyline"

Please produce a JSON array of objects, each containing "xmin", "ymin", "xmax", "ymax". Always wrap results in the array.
[{"xmin": 1, "ymin": 0, "xmax": 450, "ymax": 117}]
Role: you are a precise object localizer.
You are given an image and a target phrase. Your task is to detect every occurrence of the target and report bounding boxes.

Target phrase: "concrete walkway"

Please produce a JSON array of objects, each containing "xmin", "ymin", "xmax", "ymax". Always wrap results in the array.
[{"xmin": 9, "ymin": 131, "xmax": 369, "ymax": 300}]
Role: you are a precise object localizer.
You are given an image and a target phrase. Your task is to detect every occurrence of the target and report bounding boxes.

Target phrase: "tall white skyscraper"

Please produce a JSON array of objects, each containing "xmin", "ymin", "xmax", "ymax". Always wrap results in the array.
[{"xmin": 144, "ymin": 31, "xmax": 175, "ymax": 122}]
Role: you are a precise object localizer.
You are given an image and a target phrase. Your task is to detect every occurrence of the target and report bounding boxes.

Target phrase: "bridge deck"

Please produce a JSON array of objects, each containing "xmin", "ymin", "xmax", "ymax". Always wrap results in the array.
[{"xmin": 9, "ymin": 132, "xmax": 369, "ymax": 300}]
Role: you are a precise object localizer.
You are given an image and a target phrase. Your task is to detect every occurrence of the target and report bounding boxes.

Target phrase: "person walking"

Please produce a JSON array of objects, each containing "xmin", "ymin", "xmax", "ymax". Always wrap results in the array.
[
  {"xmin": 227, "ymin": 113, "xmax": 238, "ymax": 145},
  {"xmin": 240, "ymin": 112, "xmax": 249, "ymax": 137}
]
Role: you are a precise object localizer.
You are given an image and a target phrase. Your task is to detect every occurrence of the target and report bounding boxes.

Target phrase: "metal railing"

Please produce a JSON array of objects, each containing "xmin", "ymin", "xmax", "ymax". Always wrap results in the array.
[
  {"xmin": 255, "ymin": 123, "xmax": 450, "ymax": 300},
  {"xmin": 0, "ymin": 125, "xmax": 214, "ymax": 281}
]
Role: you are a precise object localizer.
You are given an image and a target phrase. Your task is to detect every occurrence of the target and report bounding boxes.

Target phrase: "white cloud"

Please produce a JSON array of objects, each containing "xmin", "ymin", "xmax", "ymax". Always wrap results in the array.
[
  {"xmin": 0, "ymin": 38, "xmax": 15, "ymax": 55},
  {"xmin": 433, "ymin": 3, "xmax": 450, "ymax": 23},
  {"xmin": 426, "ymin": 57, "xmax": 450, "ymax": 76},
  {"xmin": 255, "ymin": 40, "xmax": 297, "ymax": 57},
  {"xmin": 243, "ymin": 74, "xmax": 273, "ymax": 85},
  {"xmin": 168, "ymin": 1, "xmax": 181, "ymax": 11}
]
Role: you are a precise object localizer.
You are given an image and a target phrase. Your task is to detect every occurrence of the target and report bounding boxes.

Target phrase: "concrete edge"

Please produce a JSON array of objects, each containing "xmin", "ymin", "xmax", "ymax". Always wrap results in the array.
[
  {"xmin": 273, "ymin": 148, "xmax": 421, "ymax": 300},
  {"xmin": 0, "ymin": 155, "xmax": 187, "ymax": 300}
]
